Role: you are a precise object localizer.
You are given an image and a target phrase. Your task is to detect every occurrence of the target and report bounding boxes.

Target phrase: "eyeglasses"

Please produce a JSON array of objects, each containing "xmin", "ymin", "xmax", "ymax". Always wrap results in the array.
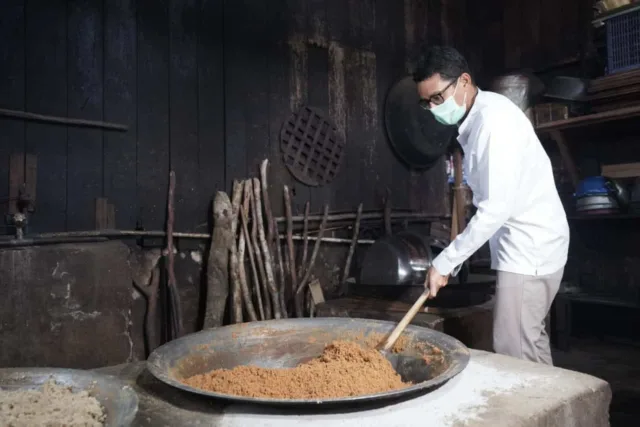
[{"xmin": 419, "ymin": 78, "xmax": 458, "ymax": 110}]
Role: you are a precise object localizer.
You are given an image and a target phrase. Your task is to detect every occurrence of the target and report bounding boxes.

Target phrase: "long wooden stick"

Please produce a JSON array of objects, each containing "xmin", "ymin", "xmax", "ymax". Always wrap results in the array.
[
  {"xmin": 298, "ymin": 201, "xmax": 310, "ymax": 278},
  {"xmin": 282, "ymin": 232, "xmax": 292, "ymax": 316},
  {"xmin": 237, "ymin": 198, "xmax": 258, "ymax": 322},
  {"xmin": 166, "ymin": 171, "xmax": 183, "ymax": 338},
  {"xmin": 283, "ymin": 186, "xmax": 298, "ymax": 309},
  {"xmin": 249, "ymin": 179, "xmax": 272, "ymax": 319},
  {"xmin": 241, "ymin": 207, "xmax": 265, "ymax": 320},
  {"xmin": 342, "ymin": 203, "xmax": 363, "ymax": 283},
  {"xmin": 253, "ymin": 177, "xmax": 282, "ymax": 319},
  {"xmin": 384, "ymin": 190, "xmax": 392, "ymax": 236},
  {"xmin": 380, "ymin": 290, "xmax": 430, "ymax": 352},
  {"xmin": 260, "ymin": 159, "xmax": 276, "ymax": 247},
  {"xmin": 0, "ymin": 107, "xmax": 129, "ymax": 131},
  {"xmin": 453, "ymin": 148, "xmax": 466, "ymax": 233},
  {"xmin": 229, "ymin": 181, "xmax": 245, "ymax": 324},
  {"xmin": 204, "ymin": 191, "xmax": 233, "ymax": 329},
  {"xmin": 295, "ymin": 204, "xmax": 329, "ymax": 316},
  {"xmin": 273, "ymin": 218, "xmax": 288, "ymax": 318}
]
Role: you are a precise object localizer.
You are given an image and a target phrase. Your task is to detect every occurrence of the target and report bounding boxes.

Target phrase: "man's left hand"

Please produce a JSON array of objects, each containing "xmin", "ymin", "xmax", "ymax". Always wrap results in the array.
[{"xmin": 425, "ymin": 266, "xmax": 449, "ymax": 298}]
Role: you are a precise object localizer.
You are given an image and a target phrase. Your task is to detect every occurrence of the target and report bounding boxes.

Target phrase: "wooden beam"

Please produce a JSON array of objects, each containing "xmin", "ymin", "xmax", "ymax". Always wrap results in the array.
[
  {"xmin": 95, "ymin": 198, "xmax": 109, "ymax": 230},
  {"xmin": 8, "ymin": 153, "xmax": 24, "ymax": 214},
  {"xmin": 0, "ymin": 107, "xmax": 128, "ymax": 132},
  {"xmin": 536, "ymin": 105, "xmax": 640, "ymax": 132},
  {"xmin": 550, "ymin": 130, "xmax": 580, "ymax": 189}
]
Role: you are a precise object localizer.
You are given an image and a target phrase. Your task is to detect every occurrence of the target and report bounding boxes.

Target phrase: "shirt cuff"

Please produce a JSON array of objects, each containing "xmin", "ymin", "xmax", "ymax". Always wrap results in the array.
[{"xmin": 431, "ymin": 253, "xmax": 457, "ymax": 276}]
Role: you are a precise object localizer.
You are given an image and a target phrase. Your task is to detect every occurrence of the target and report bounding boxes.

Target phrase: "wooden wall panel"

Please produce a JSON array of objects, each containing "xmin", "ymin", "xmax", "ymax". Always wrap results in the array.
[
  {"xmin": 306, "ymin": 44, "xmax": 331, "ymax": 209},
  {"xmin": 222, "ymin": 1, "xmax": 248, "ymax": 192},
  {"xmin": 483, "ymin": 0, "xmax": 591, "ymax": 73},
  {"xmin": 196, "ymin": 0, "xmax": 225, "ymax": 227},
  {"xmin": 243, "ymin": 1, "xmax": 271, "ymax": 194},
  {"xmin": 137, "ymin": 0, "xmax": 170, "ymax": 234},
  {"xmin": 0, "ymin": 1, "xmax": 26, "ymax": 218},
  {"xmin": 104, "ymin": 0, "xmax": 138, "ymax": 230},
  {"xmin": 169, "ymin": 0, "xmax": 200, "ymax": 233},
  {"xmin": 25, "ymin": 0, "xmax": 68, "ymax": 233},
  {"xmin": 67, "ymin": 0, "xmax": 104, "ymax": 231},
  {"xmin": 266, "ymin": 0, "xmax": 294, "ymax": 218},
  {"xmin": 1, "ymin": 0, "xmax": 454, "ymax": 236}
]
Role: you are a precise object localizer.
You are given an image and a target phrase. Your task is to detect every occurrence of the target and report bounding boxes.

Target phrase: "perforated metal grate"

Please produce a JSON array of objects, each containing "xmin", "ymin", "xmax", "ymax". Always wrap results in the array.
[
  {"xmin": 606, "ymin": 9, "xmax": 640, "ymax": 74},
  {"xmin": 280, "ymin": 106, "xmax": 345, "ymax": 187}
]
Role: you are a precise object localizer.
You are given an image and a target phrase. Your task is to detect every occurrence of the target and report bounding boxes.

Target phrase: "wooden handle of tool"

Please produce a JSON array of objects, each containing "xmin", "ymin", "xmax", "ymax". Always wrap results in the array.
[{"xmin": 381, "ymin": 289, "xmax": 430, "ymax": 352}]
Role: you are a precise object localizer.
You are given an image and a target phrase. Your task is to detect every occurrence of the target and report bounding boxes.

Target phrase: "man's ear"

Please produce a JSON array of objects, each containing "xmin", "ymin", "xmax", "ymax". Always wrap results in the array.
[{"xmin": 460, "ymin": 73, "xmax": 472, "ymax": 87}]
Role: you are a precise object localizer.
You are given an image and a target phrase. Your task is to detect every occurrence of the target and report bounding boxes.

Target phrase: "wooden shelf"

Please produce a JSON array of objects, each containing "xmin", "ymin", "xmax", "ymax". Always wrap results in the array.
[
  {"xmin": 558, "ymin": 290, "xmax": 640, "ymax": 309},
  {"xmin": 568, "ymin": 213, "xmax": 640, "ymax": 220},
  {"xmin": 536, "ymin": 105, "xmax": 640, "ymax": 133},
  {"xmin": 592, "ymin": 3, "xmax": 640, "ymax": 26}
]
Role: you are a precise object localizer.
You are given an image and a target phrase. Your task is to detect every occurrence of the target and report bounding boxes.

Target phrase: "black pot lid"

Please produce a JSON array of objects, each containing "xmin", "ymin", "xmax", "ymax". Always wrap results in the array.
[{"xmin": 384, "ymin": 76, "xmax": 457, "ymax": 170}]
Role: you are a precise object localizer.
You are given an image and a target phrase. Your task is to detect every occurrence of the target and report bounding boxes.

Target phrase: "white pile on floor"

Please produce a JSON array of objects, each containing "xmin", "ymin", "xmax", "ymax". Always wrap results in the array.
[{"xmin": 0, "ymin": 379, "xmax": 106, "ymax": 427}]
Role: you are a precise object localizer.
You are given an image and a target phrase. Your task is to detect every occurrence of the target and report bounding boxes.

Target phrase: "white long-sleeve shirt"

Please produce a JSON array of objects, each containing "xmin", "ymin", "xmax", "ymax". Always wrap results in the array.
[{"xmin": 432, "ymin": 89, "xmax": 570, "ymax": 277}]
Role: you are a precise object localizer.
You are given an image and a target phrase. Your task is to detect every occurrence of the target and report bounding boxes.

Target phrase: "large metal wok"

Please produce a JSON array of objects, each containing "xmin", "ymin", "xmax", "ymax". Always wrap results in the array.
[
  {"xmin": 0, "ymin": 368, "xmax": 139, "ymax": 426},
  {"xmin": 147, "ymin": 318, "xmax": 470, "ymax": 407}
]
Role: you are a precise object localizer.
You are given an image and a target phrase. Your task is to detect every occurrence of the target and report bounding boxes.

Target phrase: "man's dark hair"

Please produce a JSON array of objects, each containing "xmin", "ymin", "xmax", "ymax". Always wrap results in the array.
[{"xmin": 413, "ymin": 45, "xmax": 471, "ymax": 83}]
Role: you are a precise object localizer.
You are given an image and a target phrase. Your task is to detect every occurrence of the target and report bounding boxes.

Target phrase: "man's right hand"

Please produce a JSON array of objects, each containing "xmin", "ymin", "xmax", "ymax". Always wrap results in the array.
[{"xmin": 424, "ymin": 266, "xmax": 449, "ymax": 298}]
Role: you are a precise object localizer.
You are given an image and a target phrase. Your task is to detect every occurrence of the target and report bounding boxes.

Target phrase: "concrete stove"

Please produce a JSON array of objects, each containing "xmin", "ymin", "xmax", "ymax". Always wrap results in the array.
[{"xmin": 96, "ymin": 350, "xmax": 611, "ymax": 427}]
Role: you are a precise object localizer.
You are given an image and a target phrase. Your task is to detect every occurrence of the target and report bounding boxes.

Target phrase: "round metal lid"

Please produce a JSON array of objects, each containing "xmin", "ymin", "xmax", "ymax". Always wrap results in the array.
[{"xmin": 384, "ymin": 76, "xmax": 457, "ymax": 170}]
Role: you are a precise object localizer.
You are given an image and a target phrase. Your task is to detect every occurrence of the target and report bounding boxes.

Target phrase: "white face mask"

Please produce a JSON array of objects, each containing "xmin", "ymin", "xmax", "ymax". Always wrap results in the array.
[{"xmin": 430, "ymin": 80, "xmax": 467, "ymax": 126}]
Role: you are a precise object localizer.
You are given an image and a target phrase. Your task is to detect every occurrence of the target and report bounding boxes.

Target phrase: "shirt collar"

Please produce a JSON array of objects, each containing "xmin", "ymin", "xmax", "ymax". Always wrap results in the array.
[{"xmin": 457, "ymin": 88, "xmax": 483, "ymax": 142}]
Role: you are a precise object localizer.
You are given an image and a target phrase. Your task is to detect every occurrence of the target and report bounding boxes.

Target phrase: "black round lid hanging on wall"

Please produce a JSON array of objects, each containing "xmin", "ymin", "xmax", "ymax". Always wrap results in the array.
[{"xmin": 384, "ymin": 76, "xmax": 457, "ymax": 170}]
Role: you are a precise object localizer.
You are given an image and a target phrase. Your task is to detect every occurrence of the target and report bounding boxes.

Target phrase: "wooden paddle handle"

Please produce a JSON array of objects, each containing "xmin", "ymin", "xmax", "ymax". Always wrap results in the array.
[{"xmin": 381, "ymin": 289, "xmax": 430, "ymax": 351}]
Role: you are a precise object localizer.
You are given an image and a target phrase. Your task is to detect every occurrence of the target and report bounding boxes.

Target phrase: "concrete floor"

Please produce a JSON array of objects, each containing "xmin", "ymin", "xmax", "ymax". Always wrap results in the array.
[{"xmin": 553, "ymin": 338, "xmax": 640, "ymax": 427}]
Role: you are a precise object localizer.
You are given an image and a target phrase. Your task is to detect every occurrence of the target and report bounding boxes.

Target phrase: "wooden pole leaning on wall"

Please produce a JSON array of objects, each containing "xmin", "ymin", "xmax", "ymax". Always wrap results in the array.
[
  {"xmin": 229, "ymin": 181, "xmax": 244, "ymax": 324},
  {"xmin": 0, "ymin": 107, "xmax": 128, "ymax": 131}
]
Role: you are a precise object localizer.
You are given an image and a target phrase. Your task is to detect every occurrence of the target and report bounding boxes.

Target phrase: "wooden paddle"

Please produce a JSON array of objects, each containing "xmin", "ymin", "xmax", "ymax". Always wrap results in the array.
[{"xmin": 379, "ymin": 289, "xmax": 431, "ymax": 352}]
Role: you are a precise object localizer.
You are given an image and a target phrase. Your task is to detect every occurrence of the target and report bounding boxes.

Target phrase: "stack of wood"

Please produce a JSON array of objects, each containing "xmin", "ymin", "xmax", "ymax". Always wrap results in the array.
[
  {"xmin": 588, "ymin": 68, "xmax": 640, "ymax": 112},
  {"xmin": 204, "ymin": 159, "xmax": 363, "ymax": 327}
]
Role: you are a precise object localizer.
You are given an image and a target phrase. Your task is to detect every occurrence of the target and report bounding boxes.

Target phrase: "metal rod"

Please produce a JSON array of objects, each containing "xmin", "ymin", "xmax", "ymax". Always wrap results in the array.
[
  {"xmin": 0, "ymin": 236, "xmax": 109, "ymax": 248},
  {"xmin": 0, "ymin": 107, "xmax": 128, "ymax": 132},
  {"xmin": 9, "ymin": 211, "xmax": 447, "ymax": 243},
  {"xmin": 275, "ymin": 211, "xmax": 447, "ymax": 223},
  {"xmin": 281, "ymin": 234, "xmax": 374, "ymax": 245},
  {"xmin": 20, "ymin": 230, "xmax": 210, "ymax": 240}
]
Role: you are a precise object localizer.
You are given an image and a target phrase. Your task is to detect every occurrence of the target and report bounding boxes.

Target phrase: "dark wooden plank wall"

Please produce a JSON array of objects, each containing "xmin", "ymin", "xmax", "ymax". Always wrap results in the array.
[
  {"xmin": 0, "ymin": 0, "xmax": 458, "ymax": 237},
  {"xmin": 466, "ymin": 0, "xmax": 592, "ymax": 76}
]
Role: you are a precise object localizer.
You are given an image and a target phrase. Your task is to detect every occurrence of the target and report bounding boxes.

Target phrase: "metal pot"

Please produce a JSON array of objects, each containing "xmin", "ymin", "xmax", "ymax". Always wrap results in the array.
[
  {"xmin": 490, "ymin": 71, "xmax": 546, "ymax": 112},
  {"xmin": 358, "ymin": 231, "xmax": 467, "ymax": 287}
]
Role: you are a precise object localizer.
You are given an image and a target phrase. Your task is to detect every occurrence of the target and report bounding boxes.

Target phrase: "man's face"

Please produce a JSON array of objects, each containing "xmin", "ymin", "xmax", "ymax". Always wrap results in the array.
[{"xmin": 417, "ymin": 73, "xmax": 468, "ymax": 110}]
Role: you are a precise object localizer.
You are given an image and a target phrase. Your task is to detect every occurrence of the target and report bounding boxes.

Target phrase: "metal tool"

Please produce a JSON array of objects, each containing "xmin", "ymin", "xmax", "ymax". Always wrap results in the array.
[
  {"xmin": 0, "ymin": 368, "xmax": 138, "ymax": 426},
  {"xmin": 146, "ymin": 317, "xmax": 470, "ymax": 406}
]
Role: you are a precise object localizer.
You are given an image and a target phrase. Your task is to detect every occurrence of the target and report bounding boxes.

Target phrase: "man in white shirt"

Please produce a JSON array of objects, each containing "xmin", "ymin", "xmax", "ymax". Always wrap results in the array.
[{"xmin": 413, "ymin": 46, "xmax": 570, "ymax": 365}]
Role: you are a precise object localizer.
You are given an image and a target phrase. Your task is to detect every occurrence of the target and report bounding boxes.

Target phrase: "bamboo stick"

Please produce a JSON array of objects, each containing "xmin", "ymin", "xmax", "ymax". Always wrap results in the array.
[
  {"xmin": 295, "ymin": 204, "xmax": 329, "ymax": 316},
  {"xmin": 298, "ymin": 201, "xmax": 310, "ymax": 278},
  {"xmin": 253, "ymin": 177, "xmax": 282, "ymax": 319},
  {"xmin": 229, "ymin": 180, "xmax": 246, "ymax": 323},
  {"xmin": 342, "ymin": 203, "xmax": 363, "ymax": 283},
  {"xmin": 249, "ymin": 179, "xmax": 272, "ymax": 320},
  {"xmin": 283, "ymin": 186, "xmax": 298, "ymax": 313}
]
